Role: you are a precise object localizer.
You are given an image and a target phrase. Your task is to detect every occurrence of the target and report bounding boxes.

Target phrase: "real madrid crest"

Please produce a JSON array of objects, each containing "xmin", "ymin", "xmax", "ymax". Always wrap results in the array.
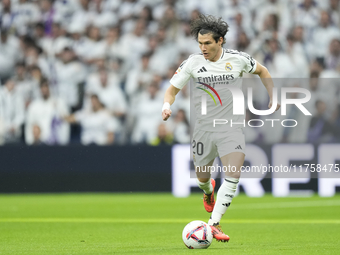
[{"xmin": 225, "ymin": 62, "xmax": 233, "ymax": 71}]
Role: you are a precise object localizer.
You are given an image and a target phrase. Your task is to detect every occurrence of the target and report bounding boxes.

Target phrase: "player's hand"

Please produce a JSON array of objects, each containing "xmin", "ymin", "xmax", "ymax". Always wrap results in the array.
[
  {"xmin": 162, "ymin": 109, "xmax": 172, "ymax": 121},
  {"xmin": 268, "ymin": 100, "xmax": 281, "ymax": 111}
]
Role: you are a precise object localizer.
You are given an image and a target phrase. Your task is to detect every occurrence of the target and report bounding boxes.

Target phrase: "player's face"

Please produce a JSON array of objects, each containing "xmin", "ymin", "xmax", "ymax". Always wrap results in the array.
[{"xmin": 198, "ymin": 33, "xmax": 222, "ymax": 62}]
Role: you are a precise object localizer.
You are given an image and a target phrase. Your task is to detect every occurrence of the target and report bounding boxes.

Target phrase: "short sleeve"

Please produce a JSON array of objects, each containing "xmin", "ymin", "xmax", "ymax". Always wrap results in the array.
[
  {"xmin": 169, "ymin": 57, "xmax": 193, "ymax": 89},
  {"xmin": 239, "ymin": 51, "xmax": 257, "ymax": 74}
]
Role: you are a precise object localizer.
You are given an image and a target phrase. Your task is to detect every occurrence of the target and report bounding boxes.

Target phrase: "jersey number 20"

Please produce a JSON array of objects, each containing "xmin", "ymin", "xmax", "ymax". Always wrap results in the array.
[{"xmin": 192, "ymin": 140, "xmax": 204, "ymax": 155}]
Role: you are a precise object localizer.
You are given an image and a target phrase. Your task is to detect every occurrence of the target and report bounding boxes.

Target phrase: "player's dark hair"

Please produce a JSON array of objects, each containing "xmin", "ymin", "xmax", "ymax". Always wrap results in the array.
[{"xmin": 190, "ymin": 14, "xmax": 229, "ymax": 45}]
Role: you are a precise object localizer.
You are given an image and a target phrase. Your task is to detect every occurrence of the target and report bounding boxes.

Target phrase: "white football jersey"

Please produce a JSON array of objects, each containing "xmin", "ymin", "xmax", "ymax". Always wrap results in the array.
[{"xmin": 170, "ymin": 48, "xmax": 257, "ymax": 132}]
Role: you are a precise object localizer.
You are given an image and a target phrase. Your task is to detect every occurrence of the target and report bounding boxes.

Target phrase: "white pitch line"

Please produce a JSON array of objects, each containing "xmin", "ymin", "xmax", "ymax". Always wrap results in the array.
[{"xmin": 0, "ymin": 218, "xmax": 340, "ymax": 224}]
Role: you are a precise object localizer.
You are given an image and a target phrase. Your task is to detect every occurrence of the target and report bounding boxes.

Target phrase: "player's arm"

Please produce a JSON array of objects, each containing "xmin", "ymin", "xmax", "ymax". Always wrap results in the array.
[
  {"xmin": 253, "ymin": 61, "xmax": 280, "ymax": 111},
  {"xmin": 163, "ymin": 55, "xmax": 193, "ymax": 120},
  {"xmin": 162, "ymin": 85, "xmax": 181, "ymax": 121}
]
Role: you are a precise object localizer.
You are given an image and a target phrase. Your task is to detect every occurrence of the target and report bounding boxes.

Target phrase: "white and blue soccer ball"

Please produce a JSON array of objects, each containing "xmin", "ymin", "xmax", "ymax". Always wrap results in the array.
[{"xmin": 182, "ymin": 220, "xmax": 213, "ymax": 249}]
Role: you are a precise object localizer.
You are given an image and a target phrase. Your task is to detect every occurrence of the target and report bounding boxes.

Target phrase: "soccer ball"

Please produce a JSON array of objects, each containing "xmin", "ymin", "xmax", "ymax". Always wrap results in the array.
[{"xmin": 182, "ymin": 220, "xmax": 213, "ymax": 249}]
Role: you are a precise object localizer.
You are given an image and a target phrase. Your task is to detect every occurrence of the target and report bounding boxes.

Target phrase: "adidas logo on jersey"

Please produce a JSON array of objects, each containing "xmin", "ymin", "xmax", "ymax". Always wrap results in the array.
[
  {"xmin": 235, "ymin": 145, "xmax": 242, "ymax": 150},
  {"xmin": 197, "ymin": 66, "xmax": 207, "ymax": 73}
]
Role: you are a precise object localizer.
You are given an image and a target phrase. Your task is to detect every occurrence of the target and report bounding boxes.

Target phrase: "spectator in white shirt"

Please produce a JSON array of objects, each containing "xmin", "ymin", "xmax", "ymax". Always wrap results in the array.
[
  {"xmin": 12, "ymin": 0, "xmax": 41, "ymax": 35},
  {"xmin": 12, "ymin": 62, "xmax": 35, "ymax": 109},
  {"xmin": 153, "ymin": 0, "xmax": 178, "ymax": 21},
  {"xmin": 291, "ymin": 25, "xmax": 310, "ymax": 61},
  {"xmin": 159, "ymin": 65, "xmax": 176, "ymax": 92},
  {"xmin": 53, "ymin": 0, "xmax": 79, "ymax": 26},
  {"xmin": 85, "ymin": 68, "xmax": 127, "ymax": 131},
  {"xmin": 81, "ymin": 26, "xmax": 107, "ymax": 66},
  {"xmin": 28, "ymin": 65, "xmax": 45, "ymax": 101},
  {"xmin": 39, "ymin": 21, "xmax": 71, "ymax": 58},
  {"xmin": 68, "ymin": 22, "xmax": 92, "ymax": 61},
  {"xmin": 118, "ymin": 0, "xmax": 142, "ymax": 22},
  {"xmin": 25, "ymin": 78, "xmax": 70, "ymax": 145},
  {"xmin": 159, "ymin": 6, "xmax": 181, "ymax": 41},
  {"xmin": 131, "ymin": 81, "xmax": 163, "ymax": 144},
  {"xmin": 24, "ymin": 45, "xmax": 50, "ymax": 79},
  {"xmin": 236, "ymin": 31, "xmax": 251, "ymax": 52},
  {"xmin": 0, "ymin": 29, "xmax": 21, "ymax": 81},
  {"xmin": 173, "ymin": 82, "xmax": 190, "ymax": 121},
  {"xmin": 0, "ymin": 79, "xmax": 25, "ymax": 143},
  {"xmin": 148, "ymin": 26, "xmax": 179, "ymax": 76},
  {"xmin": 138, "ymin": 5, "xmax": 158, "ymax": 34},
  {"xmin": 176, "ymin": 21, "xmax": 198, "ymax": 54},
  {"xmin": 107, "ymin": 26, "xmax": 129, "ymax": 62},
  {"xmin": 54, "ymin": 47, "xmax": 86, "ymax": 110},
  {"xmin": 125, "ymin": 52, "xmax": 154, "ymax": 98},
  {"xmin": 64, "ymin": 94, "xmax": 117, "ymax": 145},
  {"xmin": 89, "ymin": 0, "xmax": 117, "ymax": 28},
  {"xmin": 284, "ymin": 33, "xmax": 309, "ymax": 78},
  {"xmin": 69, "ymin": 0, "xmax": 92, "ymax": 29},
  {"xmin": 0, "ymin": 0, "xmax": 15, "ymax": 30},
  {"xmin": 309, "ymin": 10, "xmax": 340, "ymax": 59},
  {"xmin": 261, "ymin": 38, "xmax": 307, "ymax": 78},
  {"xmin": 39, "ymin": 0, "xmax": 57, "ymax": 36},
  {"xmin": 329, "ymin": 0, "xmax": 340, "ymax": 27},
  {"xmin": 324, "ymin": 38, "xmax": 340, "ymax": 70},
  {"xmin": 181, "ymin": 0, "xmax": 220, "ymax": 19},
  {"xmin": 171, "ymin": 109, "xmax": 190, "ymax": 144},
  {"xmin": 221, "ymin": 0, "xmax": 252, "ymax": 30},
  {"xmin": 33, "ymin": 22, "xmax": 46, "ymax": 48},
  {"xmin": 293, "ymin": 0, "xmax": 320, "ymax": 41},
  {"xmin": 254, "ymin": 0, "xmax": 292, "ymax": 36},
  {"xmin": 120, "ymin": 20, "xmax": 148, "ymax": 63}
]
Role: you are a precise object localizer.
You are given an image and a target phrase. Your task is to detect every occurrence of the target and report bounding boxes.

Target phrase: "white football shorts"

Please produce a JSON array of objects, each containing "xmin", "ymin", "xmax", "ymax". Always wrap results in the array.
[{"xmin": 192, "ymin": 128, "xmax": 246, "ymax": 167}]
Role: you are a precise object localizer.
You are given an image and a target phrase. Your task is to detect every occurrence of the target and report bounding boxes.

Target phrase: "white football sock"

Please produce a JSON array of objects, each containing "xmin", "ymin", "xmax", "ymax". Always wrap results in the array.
[
  {"xmin": 196, "ymin": 178, "xmax": 213, "ymax": 194},
  {"xmin": 208, "ymin": 177, "xmax": 239, "ymax": 225}
]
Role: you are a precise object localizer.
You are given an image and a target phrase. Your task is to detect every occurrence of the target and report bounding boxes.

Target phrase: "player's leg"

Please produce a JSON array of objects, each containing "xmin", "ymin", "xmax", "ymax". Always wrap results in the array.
[
  {"xmin": 208, "ymin": 152, "xmax": 244, "ymax": 242},
  {"xmin": 207, "ymin": 130, "xmax": 245, "ymax": 242},
  {"xmin": 192, "ymin": 130, "xmax": 217, "ymax": 213},
  {"xmin": 196, "ymin": 159, "xmax": 216, "ymax": 212},
  {"xmin": 208, "ymin": 152, "xmax": 244, "ymax": 227},
  {"xmin": 196, "ymin": 158, "xmax": 214, "ymax": 188}
]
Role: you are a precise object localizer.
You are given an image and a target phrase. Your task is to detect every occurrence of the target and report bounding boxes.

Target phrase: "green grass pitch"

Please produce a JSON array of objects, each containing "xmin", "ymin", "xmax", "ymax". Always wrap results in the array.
[{"xmin": 1, "ymin": 193, "xmax": 340, "ymax": 254}]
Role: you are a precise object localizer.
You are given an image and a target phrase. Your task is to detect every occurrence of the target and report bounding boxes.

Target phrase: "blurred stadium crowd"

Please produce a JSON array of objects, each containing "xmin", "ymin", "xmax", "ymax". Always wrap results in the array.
[{"xmin": 0, "ymin": 0, "xmax": 340, "ymax": 146}]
